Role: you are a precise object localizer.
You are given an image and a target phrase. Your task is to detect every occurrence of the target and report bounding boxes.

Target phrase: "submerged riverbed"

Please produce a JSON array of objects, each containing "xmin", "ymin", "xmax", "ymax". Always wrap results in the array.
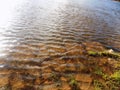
[{"xmin": 0, "ymin": 0, "xmax": 120, "ymax": 90}]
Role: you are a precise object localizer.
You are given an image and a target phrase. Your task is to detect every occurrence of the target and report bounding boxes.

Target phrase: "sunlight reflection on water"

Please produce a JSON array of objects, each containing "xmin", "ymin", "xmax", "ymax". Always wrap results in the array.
[
  {"xmin": 0, "ymin": 0, "xmax": 120, "ymax": 60},
  {"xmin": 0, "ymin": 0, "xmax": 23, "ymax": 57}
]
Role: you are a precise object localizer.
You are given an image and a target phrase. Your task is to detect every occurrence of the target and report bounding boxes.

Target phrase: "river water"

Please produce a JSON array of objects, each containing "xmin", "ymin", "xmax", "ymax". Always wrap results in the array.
[{"xmin": 0, "ymin": 0, "xmax": 120, "ymax": 89}]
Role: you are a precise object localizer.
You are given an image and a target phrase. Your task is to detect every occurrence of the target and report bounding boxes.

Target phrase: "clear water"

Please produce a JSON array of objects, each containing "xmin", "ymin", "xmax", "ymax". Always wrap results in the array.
[{"xmin": 0, "ymin": 0, "xmax": 120, "ymax": 89}]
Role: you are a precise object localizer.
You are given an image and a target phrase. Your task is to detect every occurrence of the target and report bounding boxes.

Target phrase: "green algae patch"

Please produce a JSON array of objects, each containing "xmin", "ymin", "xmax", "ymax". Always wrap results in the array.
[
  {"xmin": 93, "ymin": 70, "xmax": 120, "ymax": 90},
  {"xmin": 69, "ymin": 78, "xmax": 80, "ymax": 90},
  {"xmin": 88, "ymin": 51, "xmax": 99, "ymax": 56},
  {"xmin": 88, "ymin": 50, "xmax": 120, "ymax": 59},
  {"xmin": 111, "ymin": 70, "xmax": 120, "ymax": 81}
]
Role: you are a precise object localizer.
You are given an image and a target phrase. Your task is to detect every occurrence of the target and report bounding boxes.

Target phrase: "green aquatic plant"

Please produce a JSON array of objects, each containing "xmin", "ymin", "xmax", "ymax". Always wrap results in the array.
[
  {"xmin": 88, "ymin": 51, "xmax": 99, "ymax": 56},
  {"xmin": 49, "ymin": 72, "xmax": 60, "ymax": 82},
  {"xmin": 69, "ymin": 79, "xmax": 79, "ymax": 90},
  {"xmin": 102, "ymin": 74, "xmax": 109, "ymax": 80},
  {"xmin": 93, "ymin": 80, "xmax": 104, "ymax": 90},
  {"xmin": 111, "ymin": 70, "xmax": 120, "ymax": 80},
  {"xmin": 94, "ymin": 67, "xmax": 103, "ymax": 76},
  {"xmin": 69, "ymin": 79, "xmax": 77, "ymax": 86},
  {"xmin": 94, "ymin": 67, "xmax": 110, "ymax": 81},
  {"xmin": 69, "ymin": 77, "xmax": 80, "ymax": 90},
  {"xmin": 110, "ymin": 70, "xmax": 120, "ymax": 87},
  {"xmin": 88, "ymin": 50, "xmax": 120, "ymax": 59},
  {"xmin": 93, "ymin": 70, "xmax": 120, "ymax": 90}
]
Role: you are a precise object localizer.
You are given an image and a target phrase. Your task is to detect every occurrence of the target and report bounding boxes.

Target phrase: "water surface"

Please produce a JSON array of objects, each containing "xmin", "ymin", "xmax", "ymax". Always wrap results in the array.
[{"xmin": 0, "ymin": 0, "xmax": 120, "ymax": 89}]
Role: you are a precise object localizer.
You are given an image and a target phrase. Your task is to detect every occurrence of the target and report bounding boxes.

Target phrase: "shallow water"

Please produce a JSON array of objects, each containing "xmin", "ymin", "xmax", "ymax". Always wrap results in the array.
[{"xmin": 0, "ymin": 0, "xmax": 120, "ymax": 89}]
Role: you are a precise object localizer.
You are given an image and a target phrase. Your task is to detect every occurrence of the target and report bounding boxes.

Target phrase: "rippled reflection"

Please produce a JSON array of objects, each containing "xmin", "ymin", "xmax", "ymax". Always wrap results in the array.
[
  {"xmin": 0, "ymin": 0, "xmax": 119, "ymax": 60},
  {"xmin": 0, "ymin": 0, "xmax": 119, "ymax": 61},
  {"xmin": 0, "ymin": 0, "xmax": 23, "ymax": 57}
]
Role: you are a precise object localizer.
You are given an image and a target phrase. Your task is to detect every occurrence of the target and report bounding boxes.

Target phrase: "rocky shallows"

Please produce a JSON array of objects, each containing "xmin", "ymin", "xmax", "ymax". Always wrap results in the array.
[{"xmin": 0, "ymin": 42, "xmax": 120, "ymax": 90}]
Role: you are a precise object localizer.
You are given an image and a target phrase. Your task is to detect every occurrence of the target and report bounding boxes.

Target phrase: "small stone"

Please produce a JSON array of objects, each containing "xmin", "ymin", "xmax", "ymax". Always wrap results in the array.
[{"xmin": 108, "ymin": 49, "xmax": 114, "ymax": 53}]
